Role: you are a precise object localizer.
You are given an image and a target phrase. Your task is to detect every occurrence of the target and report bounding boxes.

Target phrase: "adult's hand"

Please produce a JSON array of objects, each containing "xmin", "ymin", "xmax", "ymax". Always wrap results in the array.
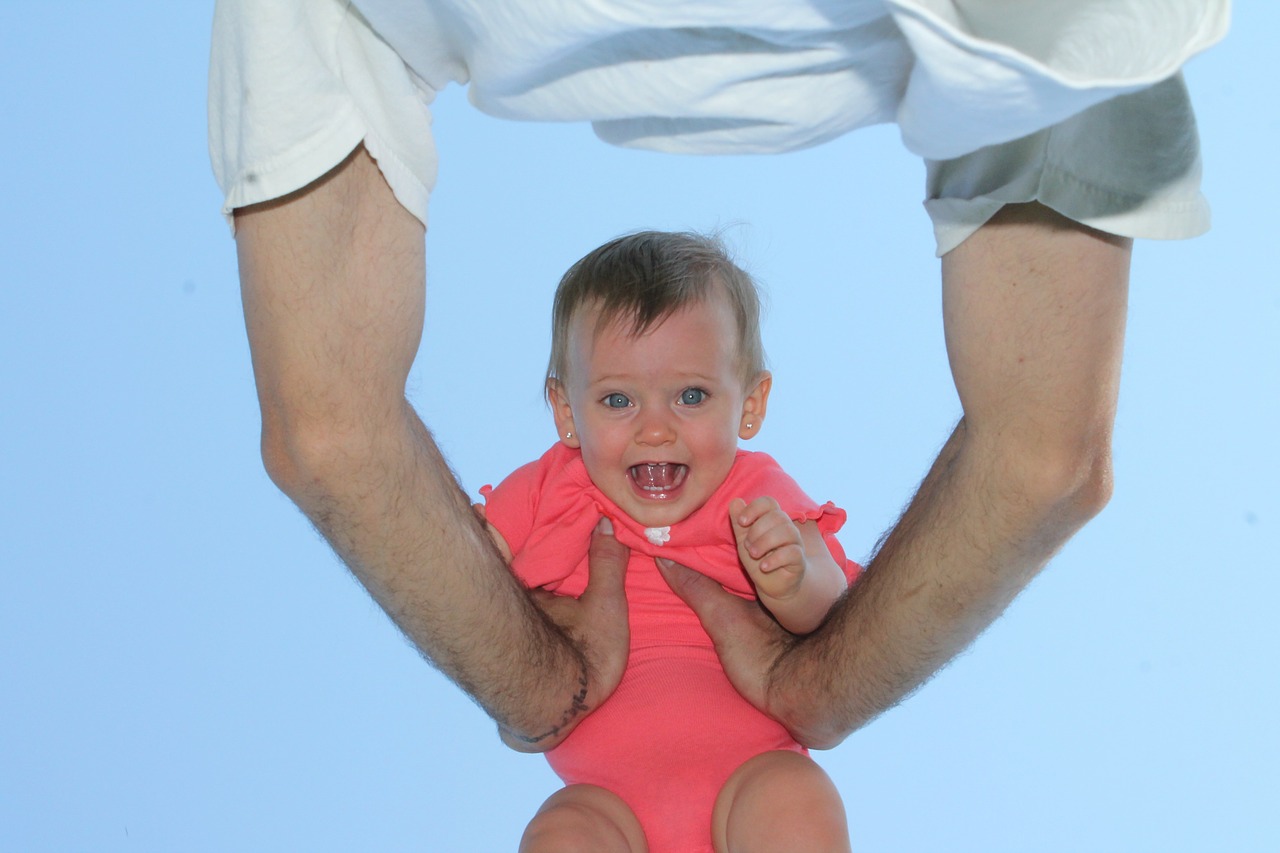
[
  {"xmin": 504, "ymin": 520, "xmax": 633, "ymax": 752},
  {"xmin": 656, "ymin": 558, "xmax": 796, "ymax": 725}
]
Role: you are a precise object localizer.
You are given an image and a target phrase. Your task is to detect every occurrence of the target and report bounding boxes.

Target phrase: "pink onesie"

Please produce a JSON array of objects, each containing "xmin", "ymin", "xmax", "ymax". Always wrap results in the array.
[{"xmin": 482, "ymin": 443, "xmax": 860, "ymax": 853}]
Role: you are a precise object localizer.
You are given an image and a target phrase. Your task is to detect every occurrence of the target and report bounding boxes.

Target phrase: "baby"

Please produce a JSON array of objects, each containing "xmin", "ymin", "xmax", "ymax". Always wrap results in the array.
[{"xmin": 481, "ymin": 231, "xmax": 859, "ymax": 852}]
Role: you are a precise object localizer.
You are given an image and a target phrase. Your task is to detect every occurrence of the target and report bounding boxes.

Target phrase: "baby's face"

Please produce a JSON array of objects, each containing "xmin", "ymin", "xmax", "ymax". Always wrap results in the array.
[{"xmin": 550, "ymin": 296, "xmax": 769, "ymax": 529}]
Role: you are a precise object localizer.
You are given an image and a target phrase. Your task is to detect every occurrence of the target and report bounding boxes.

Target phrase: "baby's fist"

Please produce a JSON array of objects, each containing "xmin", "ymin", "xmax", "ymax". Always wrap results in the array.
[{"xmin": 729, "ymin": 496, "xmax": 806, "ymax": 603}]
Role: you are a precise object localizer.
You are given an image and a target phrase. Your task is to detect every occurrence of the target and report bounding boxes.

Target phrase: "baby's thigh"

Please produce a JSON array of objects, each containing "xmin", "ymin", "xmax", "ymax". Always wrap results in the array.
[
  {"xmin": 520, "ymin": 784, "xmax": 648, "ymax": 853},
  {"xmin": 711, "ymin": 751, "xmax": 850, "ymax": 853}
]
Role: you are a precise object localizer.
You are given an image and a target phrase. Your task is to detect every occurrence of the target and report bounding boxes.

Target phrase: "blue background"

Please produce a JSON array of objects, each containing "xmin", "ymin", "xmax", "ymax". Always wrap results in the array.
[{"xmin": 2, "ymin": 4, "xmax": 1276, "ymax": 850}]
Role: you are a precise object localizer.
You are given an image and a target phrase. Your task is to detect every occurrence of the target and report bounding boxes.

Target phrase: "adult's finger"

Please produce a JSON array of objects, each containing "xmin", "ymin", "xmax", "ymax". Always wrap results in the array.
[
  {"xmin": 584, "ymin": 517, "xmax": 628, "ymax": 602},
  {"xmin": 657, "ymin": 557, "xmax": 790, "ymax": 714},
  {"xmin": 570, "ymin": 517, "xmax": 632, "ymax": 705}
]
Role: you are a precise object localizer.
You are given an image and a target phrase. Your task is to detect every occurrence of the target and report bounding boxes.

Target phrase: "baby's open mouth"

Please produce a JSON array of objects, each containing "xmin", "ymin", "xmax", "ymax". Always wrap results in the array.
[{"xmin": 628, "ymin": 462, "xmax": 688, "ymax": 496}]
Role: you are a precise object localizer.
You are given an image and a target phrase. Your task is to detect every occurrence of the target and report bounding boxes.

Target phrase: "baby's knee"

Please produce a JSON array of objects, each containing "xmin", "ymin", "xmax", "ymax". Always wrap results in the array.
[
  {"xmin": 713, "ymin": 751, "xmax": 850, "ymax": 853},
  {"xmin": 520, "ymin": 784, "xmax": 647, "ymax": 853}
]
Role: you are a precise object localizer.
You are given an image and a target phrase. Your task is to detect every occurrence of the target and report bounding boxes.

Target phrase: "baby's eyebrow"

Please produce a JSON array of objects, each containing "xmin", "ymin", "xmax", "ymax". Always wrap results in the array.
[
  {"xmin": 588, "ymin": 372, "xmax": 635, "ymax": 386},
  {"xmin": 586, "ymin": 371, "xmax": 723, "ymax": 388}
]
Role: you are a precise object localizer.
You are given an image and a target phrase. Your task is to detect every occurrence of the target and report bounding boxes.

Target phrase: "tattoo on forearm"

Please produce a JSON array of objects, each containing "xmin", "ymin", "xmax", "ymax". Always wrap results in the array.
[{"xmin": 509, "ymin": 667, "xmax": 590, "ymax": 745}]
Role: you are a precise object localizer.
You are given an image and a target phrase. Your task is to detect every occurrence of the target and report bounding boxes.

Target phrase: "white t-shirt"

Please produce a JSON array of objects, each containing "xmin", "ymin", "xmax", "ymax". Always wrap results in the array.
[{"xmin": 208, "ymin": 0, "xmax": 1228, "ymax": 253}]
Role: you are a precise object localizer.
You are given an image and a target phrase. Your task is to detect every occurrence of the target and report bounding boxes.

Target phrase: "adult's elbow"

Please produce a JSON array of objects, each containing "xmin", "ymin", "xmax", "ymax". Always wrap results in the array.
[
  {"xmin": 499, "ymin": 724, "xmax": 563, "ymax": 754},
  {"xmin": 257, "ymin": 411, "xmax": 372, "ymax": 507},
  {"xmin": 1008, "ymin": 432, "xmax": 1115, "ymax": 536},
  {"xmin": 789, "ymin": 717, "xmax": 854, "ymax": 751},
  {"xmin": 765, "ymin": 677, "xmax": 866, "ymax": 751}
]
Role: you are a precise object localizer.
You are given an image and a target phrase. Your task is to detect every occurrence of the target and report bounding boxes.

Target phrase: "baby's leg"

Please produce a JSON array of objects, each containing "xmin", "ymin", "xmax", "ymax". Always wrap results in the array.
[
  {"xmin": 711, "ymin": 751, "xmax": 850, "ymax": 853},
  {"xmin": 520, "ymin": 784, "xmax": 648, "ymax": 853}
]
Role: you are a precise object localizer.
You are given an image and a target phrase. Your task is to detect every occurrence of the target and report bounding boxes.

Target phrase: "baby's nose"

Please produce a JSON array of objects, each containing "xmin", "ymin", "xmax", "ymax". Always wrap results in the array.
[{"xmin": 635, "ymin": 411, "xmax": 676, "ymax": 445}]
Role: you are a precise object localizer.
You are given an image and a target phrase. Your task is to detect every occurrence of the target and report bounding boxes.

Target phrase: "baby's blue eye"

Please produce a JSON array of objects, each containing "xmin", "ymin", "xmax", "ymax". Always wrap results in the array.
[
  {"xmin": 603, "ymin": 393, "xmax": 631, "ymax": 408},
  {"xmin": 679, "ymin": 388, "xmax": 707, "ymax": 405}
]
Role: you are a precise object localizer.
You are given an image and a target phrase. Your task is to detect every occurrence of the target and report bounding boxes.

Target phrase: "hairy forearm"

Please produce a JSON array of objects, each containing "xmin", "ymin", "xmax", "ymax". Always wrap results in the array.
[
  {"xmin": 769, "ymin": 417, "xmax": 1110, "ymax": 747},
  {"xmin": 765, "ymin": 203, "xmax": 1130, "ymax": 748},
  {"xmin": 267, "ymin": 407, "xmax": 591, "ymax": 747},
  {"xmin": 235, "ymin": 148, "xmax": 597, "ymax": 748}
]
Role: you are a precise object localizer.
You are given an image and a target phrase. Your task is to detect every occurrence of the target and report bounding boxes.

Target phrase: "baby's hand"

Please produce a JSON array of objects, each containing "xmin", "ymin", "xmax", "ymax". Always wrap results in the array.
[{"xmin": 729, "ymin": 496, "xmax": 807, "ymax": 605}]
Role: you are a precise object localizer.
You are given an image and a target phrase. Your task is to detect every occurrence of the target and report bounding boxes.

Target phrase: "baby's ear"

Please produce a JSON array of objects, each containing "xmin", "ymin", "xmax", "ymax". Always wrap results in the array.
[
  {"xmin": 739, "ymin": 371, "xmax": 772, "ymax": 440},
  {"xmin": 547, "ymin": 379, "xmax": 580, "ymax": 448}
]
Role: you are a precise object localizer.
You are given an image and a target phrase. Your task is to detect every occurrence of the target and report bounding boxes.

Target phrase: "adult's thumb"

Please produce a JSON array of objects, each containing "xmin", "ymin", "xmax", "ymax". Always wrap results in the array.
[{"xmin": 585, "ymin": 517, "xmax": 628, "ymax": 600}]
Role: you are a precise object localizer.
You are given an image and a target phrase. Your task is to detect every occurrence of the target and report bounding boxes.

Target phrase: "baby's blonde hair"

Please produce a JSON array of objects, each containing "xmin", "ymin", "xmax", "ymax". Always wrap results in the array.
[{"xmin": 546, "ymin": 231, "xmax": 766, "ymax": 394}]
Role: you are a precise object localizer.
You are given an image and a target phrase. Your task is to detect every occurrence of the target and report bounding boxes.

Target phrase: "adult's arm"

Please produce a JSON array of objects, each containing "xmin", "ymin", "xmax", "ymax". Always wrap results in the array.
[
  {"xmin": 663, "ymin": 201, "xmax": 1131, "ymax": 748},
  {"xmin": 234, "ymin": 146, "xmax": 629, "ymax": 750}
]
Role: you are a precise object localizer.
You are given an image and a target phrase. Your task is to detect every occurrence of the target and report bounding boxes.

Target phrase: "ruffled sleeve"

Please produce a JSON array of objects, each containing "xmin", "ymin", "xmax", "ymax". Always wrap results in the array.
[
  {"xmin": 670, "ymin": 451, "xmax": 862, "ymax": 592},
  {"xmin": 478, "ymin": 460, "xmax": 543, "ymax": 558},
  {"xmin": 793, "ymin": 501, "xmax": 862, "ymax": 586},
  {"xmin": 481, "ymin": 444, "xmax": 604, "ymax": 593}
]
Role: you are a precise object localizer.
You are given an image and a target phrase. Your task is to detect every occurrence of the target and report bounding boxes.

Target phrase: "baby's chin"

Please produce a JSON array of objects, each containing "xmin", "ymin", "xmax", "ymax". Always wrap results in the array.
[{"xmin": 627, "ymin": 506, "xmax": 696, "ymax": 530}]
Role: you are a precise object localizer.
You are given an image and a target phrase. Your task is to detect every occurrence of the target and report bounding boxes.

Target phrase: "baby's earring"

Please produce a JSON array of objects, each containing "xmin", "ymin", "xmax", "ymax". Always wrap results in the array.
[{"xmin": 565, "ymin": 431, "xmax": 574, "ymax": 440}]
